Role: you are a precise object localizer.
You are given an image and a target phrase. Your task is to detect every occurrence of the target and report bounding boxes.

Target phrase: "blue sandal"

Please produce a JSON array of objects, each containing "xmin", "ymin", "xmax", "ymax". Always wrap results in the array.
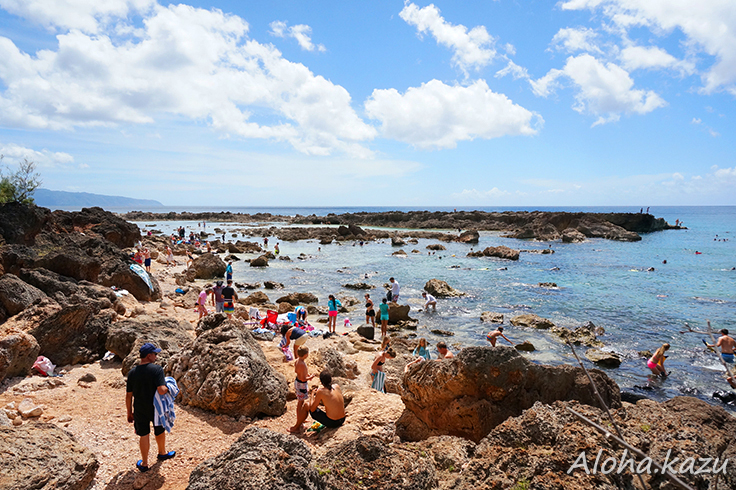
[
  {"xmin": 157, "ymin": 451, "xmax": 176, "ymax": 461},
  {"xmin": 136, "ymin": 460, "xmax": 149, "ymax": 473}
]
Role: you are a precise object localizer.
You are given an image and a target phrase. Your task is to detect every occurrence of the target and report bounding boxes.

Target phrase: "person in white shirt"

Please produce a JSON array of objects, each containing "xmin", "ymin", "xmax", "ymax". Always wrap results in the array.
[
  {"xmin": 422, "ymin": 292, "xmax": 437, "ymax": 310},
  {"xmin": 389, "ymin": 277, "xmax": 400, "ymax": 302}
]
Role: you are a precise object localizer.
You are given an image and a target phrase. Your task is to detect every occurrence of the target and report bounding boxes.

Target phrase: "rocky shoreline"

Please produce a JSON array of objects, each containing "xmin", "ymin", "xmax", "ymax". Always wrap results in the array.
[
  {"xmin": 121, "ymin": 209, "xmax": 685, "ymax": 242},
  {"xmin": 1, "ymin": 204, "xmax": 730, "ymax": 490}
]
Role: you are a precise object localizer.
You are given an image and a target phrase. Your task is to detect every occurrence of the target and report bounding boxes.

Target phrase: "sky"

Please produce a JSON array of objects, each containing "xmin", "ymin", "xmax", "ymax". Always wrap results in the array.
[{"xmin": 0, "ymin": 0, "xmax": 735, "ymax": 207}]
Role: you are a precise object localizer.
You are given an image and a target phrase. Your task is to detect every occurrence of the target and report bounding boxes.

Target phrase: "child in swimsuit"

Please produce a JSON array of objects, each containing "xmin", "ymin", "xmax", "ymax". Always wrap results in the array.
[
  {"xmin": 289, "ymin": 346, "xmax": 315, "ymax": 433},
  {"xmin": 647, "ymin": 343, "xmax": 670, "ymax": 376}
]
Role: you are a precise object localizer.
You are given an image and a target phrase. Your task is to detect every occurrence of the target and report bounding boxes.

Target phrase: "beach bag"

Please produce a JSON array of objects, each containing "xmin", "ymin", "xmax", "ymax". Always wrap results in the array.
[{"xmin": 33, "ymin": 356, "xmax": 56, "ymax": 376}]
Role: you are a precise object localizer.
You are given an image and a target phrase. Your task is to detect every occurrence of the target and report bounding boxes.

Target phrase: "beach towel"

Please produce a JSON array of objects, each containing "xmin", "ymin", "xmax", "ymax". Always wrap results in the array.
[
  {"xmin": 249, "ymin": 307, "xmax": 262, "ymax": 321},
  {"xmin": 130, "ymin": 263, "xmax": 154, "ymax": 292},
  {"xmin": 153, "ymin": 377, "xmax": 179, "ymax": 433},
  {"xmin": 371, "ymin": 371, "xmax": 386, "ymax": 393}
]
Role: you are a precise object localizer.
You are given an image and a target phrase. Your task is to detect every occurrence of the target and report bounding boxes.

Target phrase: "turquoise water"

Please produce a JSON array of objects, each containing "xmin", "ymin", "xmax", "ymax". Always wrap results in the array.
[{"xmin": 133, "ymin": 206, "xmax": 736, "ymax": 406}]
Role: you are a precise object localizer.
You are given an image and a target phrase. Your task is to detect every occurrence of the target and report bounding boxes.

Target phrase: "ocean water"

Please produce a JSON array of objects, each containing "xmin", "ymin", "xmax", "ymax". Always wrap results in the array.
[{"xmin": 131, "ymin": 206, "xmax": 736, "ymax": 407}]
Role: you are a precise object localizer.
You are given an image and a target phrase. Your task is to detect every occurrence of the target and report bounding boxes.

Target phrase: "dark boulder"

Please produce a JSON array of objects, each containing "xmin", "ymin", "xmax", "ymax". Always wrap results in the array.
[
  {"xmin": 0, "ymin": 422, "xmax": 98, "ymax": 490},
  {"xmin": 276, "ymin": 292, "xmax": 319, "ymax": 305},
  {"xmin": 0, "ymin": 273, "xmax": 46, "ymax": 317},
  {"xmin": 169, "ymin": 322, "xmax": 287, "ymax": 417},
  {"xmin": 250, "ymin": 255, "xmax": 269, "ymax": 267},
  {"xmin": 187, "ymin": 427, "xmax": 321, "ymax": 490},
  {"xmin": 191, "ymin": 253, "xmax": 227, "ymax": 279},
  {"xmin": 397, "ymin": 346, "xmax": 621, "ymax": 442}
]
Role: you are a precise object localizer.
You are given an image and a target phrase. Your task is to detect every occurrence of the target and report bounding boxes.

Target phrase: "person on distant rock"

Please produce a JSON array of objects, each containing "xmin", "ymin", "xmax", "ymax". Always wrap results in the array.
[
  {"xmin": 389, "ymin": 277, "xmax": 400, "ymax": 302},
  {"xmin": 486, "ymin": 326, "xmax": 514, "ymax": 347},
  {"xmin": 281, "ymin": 324, "xmax": 308, "ymax": 360},
  {"xmin": 370, "ymin": 348, "xmax": 396, "ymax": 393},
  {"xmin": 221, "ymin": 280, "xmax": 238, "ymax": 319},
  {"xmin": 327, "ymin": 294, "xmax": 341, "ymax": 334},
  {"xmin": 308, "ymin": 370, "xmax": 345, "ymax": 428},
  {"xmin": 225, "ymin": 261, "xmax": 233, "ymax": 282},
  {"xmin": 143, "ymin": 248, "xmax": 152, "ymax": 273},
  {"xmin": 364, "ymin": 293, "xmax": 376, "ymax": 327},
  {"xmin": 274, "ymin": 243, "xmax": 280, "ymax": 255},
  {"xmin": 196, "ymin": 288, "xmax": 210, "ymax": 319},
  {"xmin": 706, "ymin": 329, "xmax": 736, "ymax": 363},
  {"xmin": 186, "ymin": 250, "xmax": 194, "ymax": 269},
  {"xmin": 264, "ymin": 237, "xmax": 268, "ymax": 248},
  {"xmin": 421, "ymin": 292, "xmax": 437, "ymax": 311},
  {"xmin": 436, "ymin": 341, "xmax": 454, "ymax": 359},
  {"xmin": 379, "ymin": 298, "xmax": 389, "ymax": 338},
  {"xmin": 647, "ymin": 343, "xmax": 670, "ymax": 376},
  {"xmin": 126, "ymin": 343, "xmax": 175, "ymax": 473},
  {"xmin": 412, "ymin": 337, "xmax": 431, "ymax": 361},
  {"xmin": 289, "ymin": 346, "xmax": 315, "ymax": 433},
  {"xmin": 211, "ymin": 280, "xmax": 224, "ymax": 313},
  {"xmin": 165, "ymin": 246, "xmax": 175, "ymax": 267}
]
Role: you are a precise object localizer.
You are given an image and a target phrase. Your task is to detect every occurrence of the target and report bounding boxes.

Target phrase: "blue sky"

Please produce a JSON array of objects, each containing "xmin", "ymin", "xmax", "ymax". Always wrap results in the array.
[{"xmin": 0, "ymin": 0, "xmax": 734, "ymax": 206}]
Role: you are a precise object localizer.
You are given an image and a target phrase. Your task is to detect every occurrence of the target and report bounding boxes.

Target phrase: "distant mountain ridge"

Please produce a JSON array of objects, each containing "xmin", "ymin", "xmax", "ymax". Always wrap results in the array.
[{"xmin": 33, "ymin": 188, "xmax": 163, "ymax": 208}]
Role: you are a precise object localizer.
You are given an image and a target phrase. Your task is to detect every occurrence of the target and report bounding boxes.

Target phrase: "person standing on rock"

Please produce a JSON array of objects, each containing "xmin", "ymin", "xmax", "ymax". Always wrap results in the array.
[
  {"xmin": 309, "ymin": 370, "xmax": 346, "ymax": 429},
  {"xmin": 196, "ymin": 288, "xmax": 210, "ymax": 319},
  {"xmin": 165, "ymin": 246, "xmax": 175, "ymax": 267},
  {"xmin": 143, "ymin": 248, "xmax": 152, "ymax": 273},
  {"xmin": 289, "ymin": 346, "xmax": 315, "ymax": 433},
  {"xmin": 706, "ymin": 329, "xmax": 736, "ymax": 363},
  {"xmin": 486, "ymin": 327, "xmax": 514, "ymax": 347},
  {"xmin": 370, "ymin": 348, "xmax": 395, "ymax": 393},
  {"xmin": 421, "ymin": 292, "xmax": 437, "ymax": 311},
  {"xmin": 126, "ymin": 343, "xmax": 175, "ymax": 473},
  {"xmin": 364, "ymin": 293, "xmax": 376, "ymax": 327},
  {"xmin": 221, "ymin": 280, "xmax": 238, "ymax": 319},
  {"xmin": 379, "ymin": 298, "xmax": 389, "ymax": 338},
  {"xmin": 389, "ymin": 277, "xmax": 400, "ymax": 302},
  {"xmin": 211, "ymin": 280, "xmax": 224, "ymax": 313},
  {"xmin": 327, "ymin": 295, "xmax": 341, "ymax": 334},
  {"xmin": 225, "ymin": 261, "xmax": 233, "ymax": 282}
]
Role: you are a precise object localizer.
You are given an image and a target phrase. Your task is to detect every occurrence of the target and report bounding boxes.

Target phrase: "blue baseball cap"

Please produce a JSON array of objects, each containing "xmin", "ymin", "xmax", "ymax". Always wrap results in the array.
[{"xmin": 139, "ymin": 343, "xmax": 161, "ymax": 357}]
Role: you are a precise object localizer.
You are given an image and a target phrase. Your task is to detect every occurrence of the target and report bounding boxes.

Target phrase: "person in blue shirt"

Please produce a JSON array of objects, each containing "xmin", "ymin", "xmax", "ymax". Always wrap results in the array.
[
  {"xmin": 225, "ymin": 261, "xmax": 233, "ymax": 282},
  {"xmin": 327, "ymin": 295, "xmax": 341, "ymax": 334},
  {"xmin": 412, "ymin": 337, "xmax": 431, "ymax": 360}
]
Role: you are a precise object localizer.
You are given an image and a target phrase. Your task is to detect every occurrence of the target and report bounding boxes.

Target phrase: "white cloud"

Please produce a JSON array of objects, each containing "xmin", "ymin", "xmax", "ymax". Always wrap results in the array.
[
  {"xmin": 399, "ymin": 2, "xmax": 496, "ymax": 74},
  {"xmin": 619, "ymin": 45, "xmax": 695, "ymax": 75},
  {"xmin": 0, "ymin": 3, "xmax": 373, "ymax": 156},
  {"xmin": 496, "ymin": 60, "xmax": 529, "ymax": 80},
  {"xmin": 452, "ymin": 188, "xmax": 512, "ymax": 201},
  {"xmin": 550, "ymin": 27, "xmax": 602, "ymax": 54},
  {"xmin": 0, "ymin": 142, "xmax": 74, "ymax": 167},
  {"xmin": 0, "ymin": 0, "xmax": 156, "ymax": 33},
  {"xmin": 560, "ymin": 0, "xmax": 736, "ymax": 94},
  {"xmin": 365, "ymin": 79, "xmax": 541, "ymax": 149},
  {"xmin": 531, "ymin": 54, "xmax": 666, "ymax": 125},
  {"xmin": 269, "ymin": 20, "xmax": 325, "ymax": 52}
]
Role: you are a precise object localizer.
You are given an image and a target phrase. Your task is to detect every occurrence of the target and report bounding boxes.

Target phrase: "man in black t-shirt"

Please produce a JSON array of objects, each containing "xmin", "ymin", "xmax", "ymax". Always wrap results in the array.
[
  {"xmin": 126, "ymin": 343, "xmax": 175, "ymax": 472},
  {"xmin": 221, "ymin": 279, "xmax": 238, "ymax": 319}
]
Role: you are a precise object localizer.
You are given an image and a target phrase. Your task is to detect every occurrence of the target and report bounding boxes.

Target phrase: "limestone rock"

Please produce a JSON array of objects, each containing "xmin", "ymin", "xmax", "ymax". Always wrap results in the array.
[
  {"xmin": 424, "ymin": 279, "xmax": 464, "ymax": 298},
  {"xmin": 190, "ymin": 253, "xmax": 226, "ymax": 279},
  {"xmin": 343, "ymin": 282, "xmax": 374, "ymax": 290},
  {"xmin": 356, "ymin": 324, "xmax": 375, "ymax": 340},
  {"xmin": 18, "ymin": 398, "xmax": 43, "ymax": 418},
  {"xmin": 467, "ymin": 245, "xmax": 520, "ymax": 261},
  {"xmin": 0, "ymin": 273, "xmax": 46, "ymax": 317},
  {"xmin": 455, "ymin": 230, "xmax": 480, "ymax": 243},
  {"xmin": 514, "ymin": 341, "xmax": 536, "ymax": 352},
  {"xmin": 249, "ymin": 255, "xmax": 269, "ymax": 267},
  {"xmin": 263, "ymin": 281, "xmax": 283, "ymax": 289},
  {"xmin": 480, "ymin": 312, "xmax": 503, "ymax": 323},
  {"xmin": 551, "ymin": 321, "xmax": 604, "ymax": 347},
  {"xmin": 105, "ymin": 317, "xmax": 192, "ymax": 376},
  {"xmin": 426, "ymin": 244, "xmax": 446, "ymax": 251},
  {"xmin": 317, "ymin": 347, "xmax": 359, "ymax": 380},
  {"xmin": 316, "ymin": 436, "xmax": 438, "ymax": 490},
  {"xmin": 510, "ymin": 314, "xmax": 555, "ymax": 329},
  {"xmin": 0, "ymin": 422, "xmax": 98, "ymax": 490},
  {"xmin": 240, "ymin": 291, "xmax": 270, "ymax": 305},
  {"xmin": 275, "ymin": 292, "xmax": 319, "ymax": 305},
  {"xmin": 562, "ymin": 228, "xmax": 587, "ymax": 243},
  {"xmin": 392, "ymin": 249, "xmax": 407, "ymax": 256},
  {"xmin": 391, "ymin": 236, "xmax": 406, "ymax": 246},
  {"xmin": 187, "ymin": 427, "xmax": 320, "ymax": 490},
  {"xmin": 538, "ymin": 282, "xmax": 557, "ymax": 288},
  {"xmin": 585, "ymin": 348, "xmax": 622, "ymax": 368},
  {"xmin": 397, "ymin": 346, "xmax": 621, "ymax": 442},
  {"xmin": 388, "ymin": 302, "xmax": 413, "ymax": 324},
  {"xmin": 170, "ymin": 322, "xmax": 287, "ymax": 417},
  {"xmin": 0, "ymin": 325, "xmax": 39, "ymax": 382}
]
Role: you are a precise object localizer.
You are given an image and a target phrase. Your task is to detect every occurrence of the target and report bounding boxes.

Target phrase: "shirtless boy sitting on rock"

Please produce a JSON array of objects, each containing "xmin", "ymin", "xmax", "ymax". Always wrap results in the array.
[{"xmin": 308, "ymin": 370, "xmax": 345, "ymax": 429}]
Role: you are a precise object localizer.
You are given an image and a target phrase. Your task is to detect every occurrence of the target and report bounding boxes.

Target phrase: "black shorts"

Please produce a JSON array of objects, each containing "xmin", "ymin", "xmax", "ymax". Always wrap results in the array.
[
  {"xmin": 310, "ymin": 408, "xmax": 345, "ymax": 428},
  {"xmin": 134, "ymin": 414, "xmax": 165, "ymax": 437},
  {"xmin": 367, "ymin": 309, "xmax": 375, "ymax": 317}
]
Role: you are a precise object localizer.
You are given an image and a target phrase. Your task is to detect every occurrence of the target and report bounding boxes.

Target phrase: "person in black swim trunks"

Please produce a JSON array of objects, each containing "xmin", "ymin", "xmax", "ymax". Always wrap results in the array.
[
  {"xmin": 364, "ymin": 293, "xmax": 375, "ymax": 327},
  {"xmin": 309, "ymin": 370, "xmax": 346, "ymax": 428},
  {"xmin": 289, "ymin": 346, "xmax": 315, "ymax": 433}
]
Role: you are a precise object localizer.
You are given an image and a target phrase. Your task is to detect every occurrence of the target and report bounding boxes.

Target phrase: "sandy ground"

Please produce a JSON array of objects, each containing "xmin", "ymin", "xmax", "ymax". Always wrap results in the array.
[{"xmin": 1, "ymin": 257, "xmax": 386, "ymax": 490}]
